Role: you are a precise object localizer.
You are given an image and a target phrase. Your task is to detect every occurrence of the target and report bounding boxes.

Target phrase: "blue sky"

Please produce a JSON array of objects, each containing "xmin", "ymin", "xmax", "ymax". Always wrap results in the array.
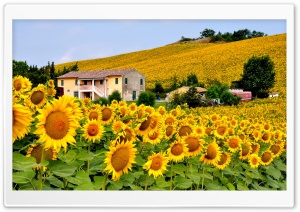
[{"xmin": 13, "ymin": 20, "xmax": 286, "ymax": 68}]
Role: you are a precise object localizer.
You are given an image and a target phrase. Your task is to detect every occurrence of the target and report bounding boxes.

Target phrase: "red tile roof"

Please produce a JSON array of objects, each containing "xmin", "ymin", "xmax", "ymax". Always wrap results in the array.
[{"xmin": 57, "ymin": 69, "xmax": 136, "ymax": 79}]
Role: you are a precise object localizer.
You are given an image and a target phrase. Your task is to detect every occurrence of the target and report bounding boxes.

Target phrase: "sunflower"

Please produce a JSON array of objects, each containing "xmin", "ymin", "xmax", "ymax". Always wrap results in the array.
[
  {"xmin": 116, "ymin": 125, "xmax": 136, "ymax": 144},
  {"xmin": 200, "ymin": 142, "xmax": 221, "ymax": 165},
  {"xmin": 183, "ymin": 134, "xmax": 204, "ymax": 157},
  {"xmin": 136, "ymin": 115, "xmax": 152, "ymax": 136},
  {"xmin": 269, "ymin": 143, "xmax": 283, "ymax": 158},
  {"xmin": 167, "ymin": 140, "xmax": 188, "ymax": 162},
  {"xmin": 194, "ymin": 125, "xmax": 205, "ymax": 137},
  {"xmin": 104, "ymin": 141, "xmax": 137, "ymax": 181},
  {"xmin": 157, "ymin": 106, "xmax": 167, "ymax": 116},
  {"xmin": 252, "ymin": 129, "xmax": 261, "ymax": 141},
  {"xmin": 263, "ymin": 122, "xmax": 272, "ymax": 131},
  {"xmin": 260, "ymin": 131, "xmax": 271, "ymax": 143},
  {"xmin": 118, "ymin": 100, "xmax": 127, "ymax": 107},
  {"xmin": 26, "ymin": 84, "xmax": 47, "ymax": 109},
  {"xmin": 13, "ymin": 76, "xmax": 26, "ymax": 95},
  {"xmin": 47, "ymin": 87, "xmax": 57, "ymax": 97},
  {"xmin": 201, "ymin": 115, "xmax": 209, "ymax": 126},
  {"xmin": 118, "ymin": 105, "xmax": 129, "ymax": 119},
  {"xmin": 143, "ymin": 129, "xmax": 164, "ymax": 145},
  {"xmin": 82, "ymin": 119, "xmax": 105, "ymax": 142},
  {"xmin": 238, "ymin": 130, "xmax": 246, "ymax": 141},
  {"xmin": 210, "ymin": 114, "xmax": 219, "ymax": 122},
  {"xmin": 145, "ymin": 106, "xmax": 155, "ymax": 115},
  {"xmin": 230, "ymin": 118, "xmax": 238, "ymax": 128},
  {"xmin": 12, "ymin": 103, "xmax": 34, "ymax": 143},
  {"xmin": 214, "ymin": 124, "xmax": 228, "ymax": 139},
  {"xmin": 170, "ymin": 106, "xmax": 181, "ymax": 117},
  {"xmin": 26, "ymin": 144, "xmax": 57, "ymax": 164},
  {"xmin": 143, "ymin": 152, "xmax": 169, "ymax": 179},
  {"xmin": 227, "ymin": 128, "xmax": 234, "ymax": 135},
  {"xmin": 204, "ymin": 126, "xmax": 213, "ymax": 136},
  {"xmin": 226, "ymin": 136, "xmax": 241, "ymax": 153},
  {"xmin": 23, "ymin": 77, "xmax": 32, "ymax": 91},
  {"xmin": 87, "ymin": 108, "xmax": 102, "ymax": 122},
  {"xmin": 83, "ymin": 97, "xmax": 91, "ymax": 106},
  {"xmin": 164, "ymin": 124, "xmax": 176, "ymax": 139},
  {"xmin": 34, "ymin": 98, "xmax": 80, "ymax": 152},
  {"xmin": 164, "ymin": 114, "xmax": 177, "ymax": 126},
  {"xmin": 101, "ymin": 106, "xmax": 115, "ymax": 124},
  {"xmin": 239, "ymin": 141, "xmax": 252, "ymax": 160},
  {"xmin": 110, "ymin": 99, "xmax": 119, "ymax": 108},
  {"xmin": 214, "ymin": 152, "xmax": 231, "ymax": 170},
  {"xmin": 260, "ymin": 150, "xmax": 274, "ymax": 166},
  {"xmin": 273, "ymin": 130, "xmax": 283, "ymax": 140},
  {"xmin": 128, "ymin": 102, "xmax": 138, "ymax": 114},
  {"xmin": 177, "ymin": 123, "xmax": 193, "ymax": 137},
  {"xmin": 250, "ymin": 142, "xmax": 260, "ymax": 154},
  {"xmin": 248, "ymin": 154, "xmax": 261, "ymax": 168},
  {"xmin": 112, "ymin": 120, "xmax": 125, "ymax": 134},
  {"xmin": 239, "ymin": 120, "xmax": 248, "ymax": 130}
]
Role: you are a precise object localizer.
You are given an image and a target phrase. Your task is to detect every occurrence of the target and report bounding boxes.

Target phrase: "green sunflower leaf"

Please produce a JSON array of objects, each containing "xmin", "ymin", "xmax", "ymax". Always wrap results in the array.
[
  {"xmin": 74, "ymin": 182, "xmax": 95, "ymax": 190},
  {"xmin": 121, "ymin": 173, "xmax": 135, "ymax": 186},
  {"xmin": 135, "ymin": 155, "xmax": 146, "ymax": 166},
  {"xmin": 237, "ymin": 182, "xmax": 249, "ymax": 190},
  {"xmin": 93, "ymin": 176, "xmax": 106, "ymax": 190},
  {"xmin": 58, "ymin": 150, "xmax": 77, "ymax": 164},
  {"xmin": 273, "ymin": 159, "xmax": 286, "ymax": 172},
  {"xmin": 13, "ymin": 152, "xmax": 38, "ymax": 171},
  {"xmin": 266, "ymin": 165, "xmax": 282, "ymax": 180},
  {"xmin": 130, "ymin": 185, "xmax": 143, "ymax": 190},
  {"xmin": 155, "ymin": 177, "xmax": 169, "ymax": 188},
  {"xmin": 107, "ymin": 180, "xmax": 123, "ymax": 190},
  {"xmin": 172, "ymin": 164, "xmax": 186, "ymax": 177},
  {"xmin": 13, "ymin": 170, "xmax": 36, "ymax": 184},
  {"xmin": 173, "ymin": 176, "xmax": 193, "ymax": 189},
  {"xmin": 76, "ymin": 151, "xmax": 94, "ymax": 161},
  {"xmin": 266, "ymin": 175, "xmax": 280, "ymax": 188},
  {"xmin": 204, "ymin": 182, "xmax": 222, "ymax": 190},
  {"xmin": 46, "ymin": 176, "xmax": 64, "ymax": 188},
  {"xmin": 48, "ymin": 161, "xmax": 77, "ymax": 178},
  {"xmin": 226, "ymin": 183, "xmax": 235, "ymax": 190}
]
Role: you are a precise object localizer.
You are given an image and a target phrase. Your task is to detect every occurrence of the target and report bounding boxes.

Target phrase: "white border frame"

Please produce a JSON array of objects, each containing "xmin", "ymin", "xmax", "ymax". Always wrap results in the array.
[{"xmin": 4, "ymin": 3, "xmax": 294, "ymax": 207}]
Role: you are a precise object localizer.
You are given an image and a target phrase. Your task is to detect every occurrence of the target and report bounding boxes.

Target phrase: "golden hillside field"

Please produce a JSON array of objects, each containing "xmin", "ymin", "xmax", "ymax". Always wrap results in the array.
[{"xmin": 55, "ymin": 34, "xmax": 286, "ymax": 95}]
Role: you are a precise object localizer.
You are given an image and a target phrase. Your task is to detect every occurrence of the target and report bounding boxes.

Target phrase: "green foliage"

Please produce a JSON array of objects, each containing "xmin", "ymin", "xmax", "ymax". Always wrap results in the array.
[
  {"xmin": 108, "ymin": 90, "xmax": 122, "ymax": 103},
  {"xmin": 240, "ymin": 55, "xmax": 275, "ymax": 98},
  {"xmin": 93, "ymin": 97, "xmax": 109, "ymax": 106},
  {"xmin": 137, "ymin": 91, "xmax": 156, "ymax": 107},
  {"xmin": 187, "ymin": 73, "xmax": 199, "ymax": 86},
  {"xmin": 181, "ymin": 86, "xmax": 203, "ymax": 108},
  {"xmin": 220, "ymin": 91, "xmax": 241, "ymax": 106},
  {"xmin": 200, "ymin": 28, "xmax": 216, "ymax": 38},
  {"xmin": 154, "ymin": 82, "xmax": 165, "ymax": 98},
  {"xmin": 205, "ymin": 85, "xmax": 219, "ymax": 99}
]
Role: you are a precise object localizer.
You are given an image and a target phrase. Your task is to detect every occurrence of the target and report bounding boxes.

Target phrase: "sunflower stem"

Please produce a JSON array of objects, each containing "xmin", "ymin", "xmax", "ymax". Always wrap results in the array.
[
  {"xmin": 170, "ymin": 161, "xmax": 173, "ymax": 190},
  {"xmin": 38, "ymin": 148, "xmax": 45, "ymax": 190},
  {"xmin": 145, "ymin": 175, "xmax": 148, "ymax": 191},
  {"xmin": 201, "ymin": 168, "xmax": 205, "ymax": 190},
  {"xmin": 87, "ymin": 141, "xmax": 91, "ymax": 176},
  {"xmin": 102, "ymin": 173, "xmax": 108, "ymax": 191}
]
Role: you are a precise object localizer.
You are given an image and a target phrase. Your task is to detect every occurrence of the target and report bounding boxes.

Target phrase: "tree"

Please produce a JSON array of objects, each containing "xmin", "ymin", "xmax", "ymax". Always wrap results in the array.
[
  {"xmin": 108, "ymin": 90, "xmax": 122, "ymax": 103},
  {"xmin": 240, "ymin": 55, "xmax": 275, "ymax": 98},
  {"xmin": 182, "ymin": 86, "xmax": 203, "ymax": 108},
  {"xmin": 137, "ymin": 91, "xmax": 156, "ymax": 107},
  {"xmin": 205, "ymin": 85, "xmax": 219, "ymax": 99},
  {"xmin": 200, "ymin": 28, "xmax": 215, "ymax": 38},
  {"xmin": 154, "ymin": 82, "xmax": 164, "ymax": 98},
  {"xmin": 187, "ymin": 73, "xmax": 199, "ymax": 86},
  {"xmin": 13, "ymin": 60, "xmax": 29, "ymax": 77},
  {"xmin": 220, "ymin": 91, "xmax": 241, "ymax": 106}
]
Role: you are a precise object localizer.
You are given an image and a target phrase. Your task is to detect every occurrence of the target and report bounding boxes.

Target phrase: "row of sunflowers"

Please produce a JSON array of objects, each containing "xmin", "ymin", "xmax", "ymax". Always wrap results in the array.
[{"xmin": 12, "ymin": 75, "xmax": 286, "ymax": 190}]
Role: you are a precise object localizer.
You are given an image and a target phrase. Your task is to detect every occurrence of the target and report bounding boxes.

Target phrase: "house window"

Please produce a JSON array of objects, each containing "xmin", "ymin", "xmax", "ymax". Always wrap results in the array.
[
  {"xmin": 100, "ymin": 80, "xmax": 103, "ymax": 85},
  {"xmin": 61, "ymin": 80, "xmax": 64, "ymax": 86},
  {"xmin": 140, "ymin": 79, "xmax": 143, "ymax": 86},
  {"xmin": 75, "ymin": 80, "xmax": 78, "ymax": 85},
  {"xmin": 125, "ymin": 78, "xmax": 128, "ymax": 84},
  {"xmin": 115, "ymin": 78, "xmax": 118, "ymax": 84},
  {"xmin": 74, "ymin": 91, "xmax": 78, "ymax": 97},
  {"xmin": 84, "ymin": 81, "xmax": 87, "ymax": 85}
]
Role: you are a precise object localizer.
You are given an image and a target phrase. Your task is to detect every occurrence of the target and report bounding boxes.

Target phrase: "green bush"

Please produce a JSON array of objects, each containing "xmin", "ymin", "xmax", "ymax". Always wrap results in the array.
[
  {"xmin": 137, "ymin": 91, "xmax": 156, "ymax": 107},
  {"xmin": 108, "ymin": 90, "xmax": 122, "ymax": 103},
  {"xmin": 220, "ymin": 91, "xmax": 241, "ymax": 106},
  {"xmin": 93, "ymin": 97, "xmax": 109, "ymax": 106}
]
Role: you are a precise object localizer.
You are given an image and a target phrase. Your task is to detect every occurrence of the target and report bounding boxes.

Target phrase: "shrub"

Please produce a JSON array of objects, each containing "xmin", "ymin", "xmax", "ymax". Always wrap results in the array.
[
  {"xmin": 108, "ymin": 90, "xmax": 122, "ymax": 103},
  {"xmin": 220, "ymin": 91, "xmax": 241, "ymax": 106},
  {"xmin": 137, "ymin": 91, "xmax": 156, "ymax": 107},
  {"xmin": 93, "ymin": 97, "xmax": 109, "ymax": 106}
]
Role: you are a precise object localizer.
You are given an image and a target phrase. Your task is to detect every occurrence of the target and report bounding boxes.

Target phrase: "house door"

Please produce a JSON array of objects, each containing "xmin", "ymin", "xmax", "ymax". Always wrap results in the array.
[{"xmin": 132, "ymin": 91, "xmax": 136, "ymax": 100}]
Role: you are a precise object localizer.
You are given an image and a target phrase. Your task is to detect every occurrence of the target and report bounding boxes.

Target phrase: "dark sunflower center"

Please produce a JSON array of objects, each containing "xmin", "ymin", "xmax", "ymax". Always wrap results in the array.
[
  {"xmin": 88, "ymin": 124, "xmax": 99, "ymax": 136},
  {"xmin": 89, "ymin": 111, "xmax": 99, "ymax": 120},
  {"xmin": 217, "ymin": 126, "xmax": 226, "ymax": 135},
  {"xmin": 102, "ymin": 108, "xmax": 112, "ymax": 121},
  {"xmin": 30, "ymin": 145, "xmax": 43, "ymax": 164},
  {"xmin": 270, "ymin": 145, "xmax": 280, "ymax": 154},
  {"xmin": 150, "ymin": 119, "xmax": 158, "ymax": 129},
  {"xmin": 14, "ymin": 80, "xmax": 22, "ymax": 91},
  {"xmin": 239, "ymin": 134, "xmax": 245, "ymax": 140},
  {"xmin": 251, "ymin": 144, "xmax": 259, "ymax": 153},
  {"xmin": 262, "ymin": 133, "xmax": 269, "ymax": 141},
  {"xmin": 45, "ymin": 111, "xmax": 70, "ymax": 140},
  {"xmin": 196, "ymin": 128, "xmax": 203, "ymax": 134},
  {"xmin": 264, "ymin": 124, "xmax": 270, "ymax": 130},
  {"xmin": 45, "ymin": 148, "xmax": 55, "ymax": 160},
  {"xmin": 251, "ymin": 157, "xmax": 258, "ymax": 165},
  {"xmin": 148, "ymin": 131, "xmax": 159, "ymax": 140},
  {"xmin": 171, "ymin": 144, "xmax": 183, "ymax": 156},
  {"xmin": 205, "ymin": 127, "xmax": 212, "ymax": 135},
  {"xmin": 205, "ymin": 144, "xmax": 217, "ymax": 160},
  {"xmin": 218, "ymin": 153, "xmax": 227, "ymax": 165},
  {"xmin": 228, "ymin": 138, "xmax": 239, "ymax": 148},
  {"xmin": 242, "ymin": 145, "xmax": 250, "ymax": 156},
  {"xmin": 151, "ymin": 157, "xmax": 162, "ymax": 170},
  {"xmin": 165, "ymin": 117, "xmax": 174, "ymax": 125},
  {"xmin": 139, "ymin": 116, "xmax": 152, "ymax": 131},
  {"xmin": 166, "ymin": 126, "xmax": 173, "ymax": 137},
  {"xmin": 261, "ymin": 152, "xmax": 272, "ymax": 163},
  {"xmin": 111, "ymin": 148, "xmax": 130, "ymax": 172},
  {"xmin": 31, "ymin": 91, "xmax": 45, "ymax": 105},
  {"xmin": 178, "ymin": 126, "xmax": 192, "ymax": 137},
  {"xmin": 185, "ymin": 137, "xmax": 200, "ymax": 152}
]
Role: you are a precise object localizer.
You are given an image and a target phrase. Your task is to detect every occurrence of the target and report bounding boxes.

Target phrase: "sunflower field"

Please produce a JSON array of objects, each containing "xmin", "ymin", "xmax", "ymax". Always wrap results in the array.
[{"xmin": 12, "ymin": 76, "xmax": 287, "ymax": 191}]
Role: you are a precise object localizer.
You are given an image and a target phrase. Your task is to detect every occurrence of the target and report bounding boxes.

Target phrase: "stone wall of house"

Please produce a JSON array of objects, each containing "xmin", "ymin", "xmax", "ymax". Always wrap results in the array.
[{"xmin": 122, "ymin": 70, "xmax": 146, "ymax": 101}]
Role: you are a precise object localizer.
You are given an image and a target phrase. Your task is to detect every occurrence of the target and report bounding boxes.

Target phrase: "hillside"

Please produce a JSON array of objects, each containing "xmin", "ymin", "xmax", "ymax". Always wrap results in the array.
[{"xmin": 55, "ymin": 34, "xmax": 286, "ymax": 95}]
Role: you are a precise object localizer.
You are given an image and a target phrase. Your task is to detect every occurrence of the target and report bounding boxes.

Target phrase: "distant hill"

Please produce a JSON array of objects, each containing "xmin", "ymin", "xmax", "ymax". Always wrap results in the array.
[{"xmin": 55, "ymin": 34, "xmax": 286, "ymax": 95}]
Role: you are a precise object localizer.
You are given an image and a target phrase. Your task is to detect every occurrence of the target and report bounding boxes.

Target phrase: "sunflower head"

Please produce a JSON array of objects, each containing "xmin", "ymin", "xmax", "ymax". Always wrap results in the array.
[
  {"xmin": 26, "ymin": 84, "xmax": 47, "ymax": 109},
  {"xmin": 143, "ymin": 152, "xmax": 169, "ymax": 179},
  {"xmin": 248, "ymin": 154, "xmax": 260, "ymax": 168},
  {"xmin": 214, "ymin": 152, "xmax": 231, "ymax": 170},
  {"xmin": 104, "ymin": 141, "xmax": 137, "ymax": 181},
  {"xmin": 226, "ymin": 136, "xmax": 241, "ymax": 153},
  {"xmin": 101, "ymin": 106, "xmax": 115, "ymax": 124},
  {"xmin": 83, "ymin": 119, "xmax": 105, "ymax": 142},
  {"xmin": 143, "ymin": 129, "xmax": 163, "ymax": 145},
  {"xmin": 177, "ymin": 123, "xmax": 193, "ymax": 138},
  {"xmin": 13, "ymin": 76, "xmax": 26, "ymax": 95},
  {"xmin": 157, "ymin": 106, "xmax": 167, "ymax": 116},
  {"xmin": 117, "ymin": 126, "xmax": 136, "ymax": 144},
  {"xmin": 269, "ymin": 143, "xmax": 283, "ymax": 157},
  {"xmin": 168, "ymin": 140, "xmax": 188, "ymax": 162},
  {"xmin": 260, "ymin": 150, "xmax": 274, "ymax": 166},
  {"xmin": 87, "ymin": 108, "xmax": 102, "ymax": 122},
  {"xmin": 183, "ymin": 134, "xmax": 204, "ymax": 157},
  {"xmin": 239, "ymin": 141, "xmax": 252, "ymax": 160},
  {"xmin": 250, "ymin": 142, "xmax": 260, "ymax": 154},
  {"xmin": 260, "ymin": 131, "xmax": 271, "ymax": 143},
  {"xmin": 200, "ymin": 141, "xmax": 221, "ymax": 165}
]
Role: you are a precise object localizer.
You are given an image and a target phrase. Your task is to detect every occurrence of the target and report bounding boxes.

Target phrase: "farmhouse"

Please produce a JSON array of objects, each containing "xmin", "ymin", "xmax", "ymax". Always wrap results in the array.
[
  {"xmin": 228, "ymin": 89, "xmax": 252, "ymax": 102},
  {"xmin": 56, "ymin": 69, "xmax": 146, "ymax": 101}
]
